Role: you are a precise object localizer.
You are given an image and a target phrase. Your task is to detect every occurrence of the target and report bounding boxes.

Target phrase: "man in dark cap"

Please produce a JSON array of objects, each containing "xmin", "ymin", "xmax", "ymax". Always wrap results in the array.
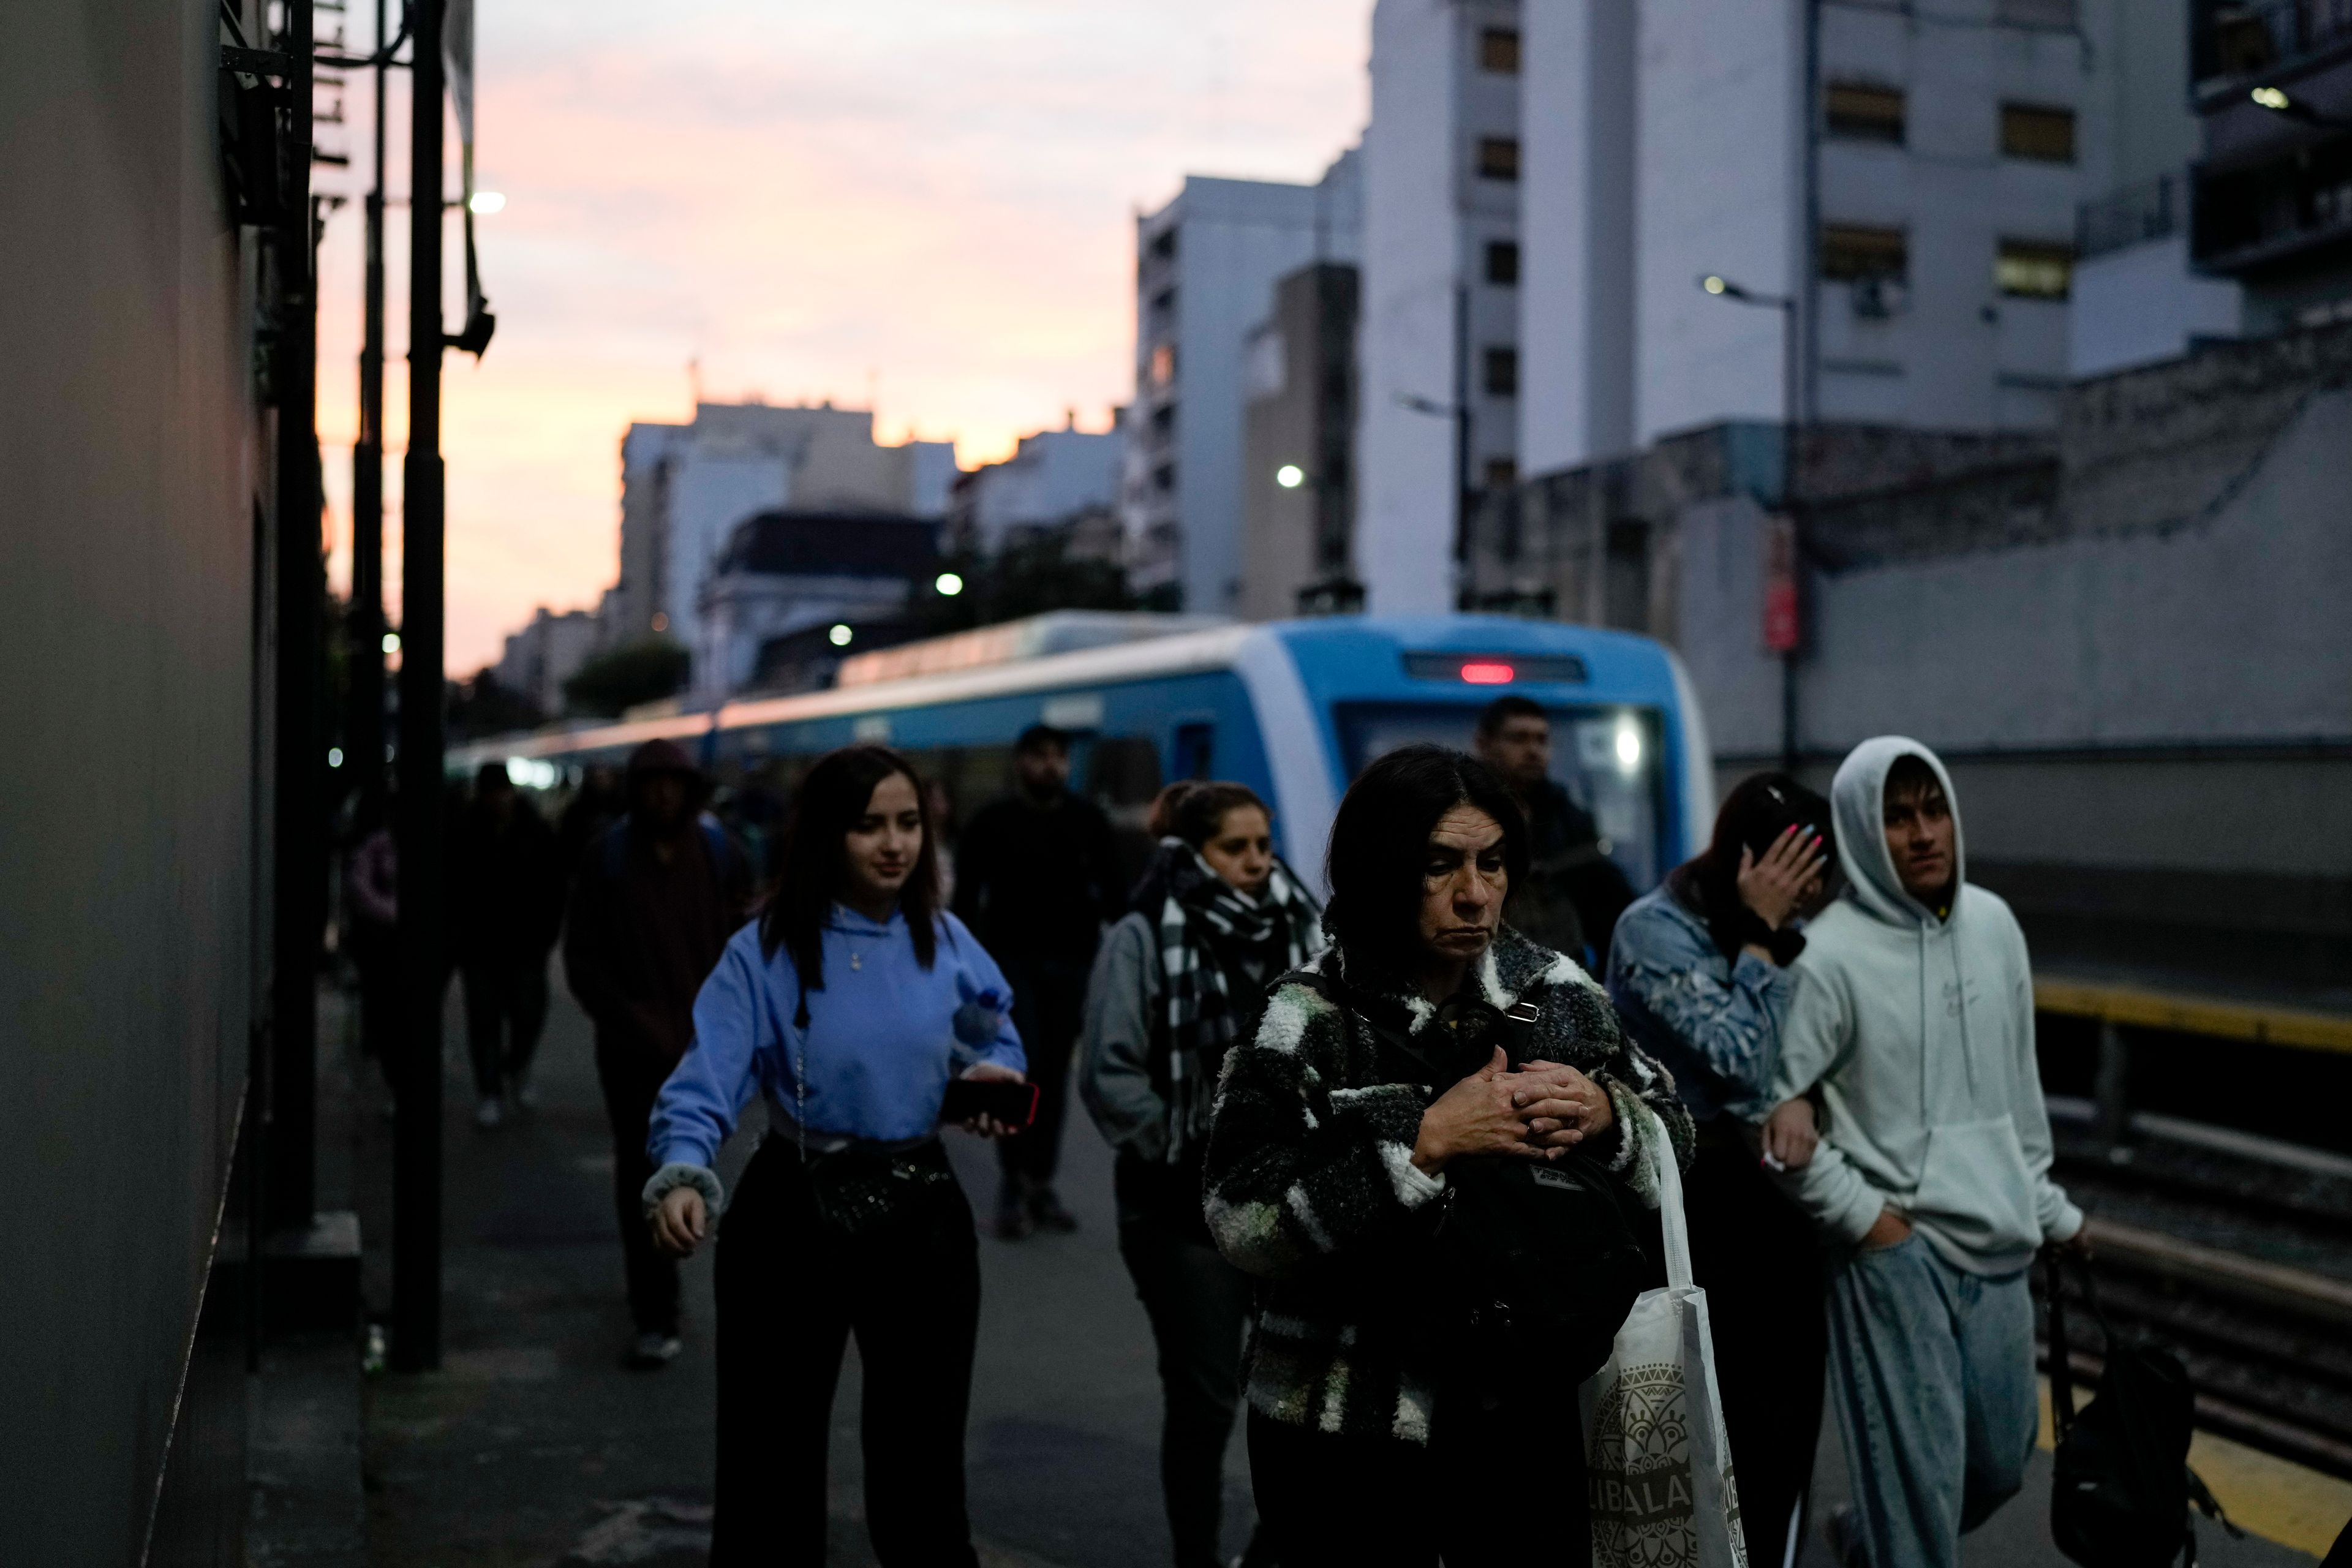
[
  {"xmin": 954, "ymin": 723, "xmax": 1121, "ymax": 1238},
  {"xmin": 564, "ymin": 739, "xmax": 753, "ymax": 1367}
]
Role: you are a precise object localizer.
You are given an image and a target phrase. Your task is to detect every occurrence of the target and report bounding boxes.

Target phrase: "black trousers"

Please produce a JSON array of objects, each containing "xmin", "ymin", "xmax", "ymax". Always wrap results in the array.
[
  {"xmin": 594, "ymin": 1037, "xmax": 680, "ymax": 1336},
  {"xmin": 1685, "ymin": 1121, "xmax": 1826, "ymax": 1565},
  {"xmin": 461, "ymin": 955, "xmax": 549, "ymax": 1097},
  {"xmin": 1118, "ymin": 1196, "xmax": 1257, "ymax": 1568},
  {"xmin": 995, "ymin": 956, "xmax": 1087, "ymax": 1187},
  {"xmin": 349, "ymin": 921, "xmax": 402, "ymax": 1093},
  {"xmin": 713, "ymin": 1136, "xmax": 983, "ymax": 1567},
  {"xmin": 1248, "ymin": 1396, "xmax": 1591, "ymax": 1568}
]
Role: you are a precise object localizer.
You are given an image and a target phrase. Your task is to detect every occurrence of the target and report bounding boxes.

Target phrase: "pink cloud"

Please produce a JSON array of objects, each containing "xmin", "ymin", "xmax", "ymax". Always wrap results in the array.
[{"xmin": 312, "ymin": 0, "xmax": 1371, "ymax": 672}]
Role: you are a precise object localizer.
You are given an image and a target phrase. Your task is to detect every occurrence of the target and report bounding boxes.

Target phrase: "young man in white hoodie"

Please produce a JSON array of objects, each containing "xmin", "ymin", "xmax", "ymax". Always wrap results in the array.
[{"xmin": 1770, "ymin": 737, "xmax": 2084, "ymax": 1567}]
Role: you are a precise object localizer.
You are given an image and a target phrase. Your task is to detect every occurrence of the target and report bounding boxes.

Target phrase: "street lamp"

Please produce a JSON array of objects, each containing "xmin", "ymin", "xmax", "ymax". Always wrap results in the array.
[
  {"xmin": 1698, "ymin": 270, "xmax": 1804, "ymax": 769},
  {"xmin": 2249, "ymin": 85, "xmax": 2352, "ymax": 130},
  {"xmin": 829, "ymin": 623, "xmax": 854, "ymax": 647},
  {"xmin": 467, "ymin": 189, "xmax": 506, "ymax": 214},
  {"xmin": 933, "ymin": 571, "xmax": 965, "ymax": 597},
  {"xmin": 1276, "ymin": 464, "xmax": 1306, "ymax": 489}
]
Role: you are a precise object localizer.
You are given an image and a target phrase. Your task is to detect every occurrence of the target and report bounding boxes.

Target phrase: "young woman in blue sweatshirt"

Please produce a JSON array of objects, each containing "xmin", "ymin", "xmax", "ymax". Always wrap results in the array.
[{"xmin": 643, "ymin": 745, "xmax": 1026, "ymax": 1567}]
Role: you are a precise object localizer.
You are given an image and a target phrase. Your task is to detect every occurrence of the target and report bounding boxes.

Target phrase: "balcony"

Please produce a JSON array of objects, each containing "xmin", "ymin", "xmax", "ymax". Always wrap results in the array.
[
  {"xmin": 2079, "ymin": 175, "xmax": 2184, "ymax": 258},
  {"xmin": 2192, "ymin": 135, "xmax": 2352, "ymax": 274}
]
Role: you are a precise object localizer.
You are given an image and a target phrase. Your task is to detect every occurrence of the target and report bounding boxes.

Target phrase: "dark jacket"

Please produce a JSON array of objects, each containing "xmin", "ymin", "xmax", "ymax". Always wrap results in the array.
[
  {"xmin": 562, "ymin": 813, "xmax": 753, "ymax": 1064},
  {"xmin": 448, "ymin": 797, "xmax": 564, "ymax": 966},
  {"xmin": 952, "ymin": 790, "xmax": 1121, "ymax": 966},
  {"xmin": 1201, "ymin": 926, "xmax": 1694, "ymax": 1444},
  {"xmin": 1508, "ymin": 779, "xmax": 1636, "ymax": 970}
]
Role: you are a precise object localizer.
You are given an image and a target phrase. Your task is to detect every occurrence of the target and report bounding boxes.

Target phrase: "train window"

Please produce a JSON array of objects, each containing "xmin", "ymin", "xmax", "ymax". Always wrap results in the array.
[
  {"xmin": 1173, "ymin": 723, "xmax": 1215, "ymax": 782},
  {"xmin": 1336, "ymin": 703, "xmax": 1667, "ymax": 892},
  {"xmin": 1089, "ymin": 734, "xmax": 1163, "ymax": 809}
]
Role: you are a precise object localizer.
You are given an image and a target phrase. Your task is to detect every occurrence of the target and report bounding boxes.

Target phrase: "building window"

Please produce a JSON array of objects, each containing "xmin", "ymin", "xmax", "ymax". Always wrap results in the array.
[
  {"xmin": 1479, "ymin": 28, "xmax": 1521, "ymax": 73},
  {"xmin": 1151, "ymin": 287, "xmax": 1176, "ymax": 318},
  {"xmin": 1152, "ymin": 463, "xmax": 1176, "ymax": 494},
  {"xmin": 1147, "ymin": 228, "xmax": 1177, "ymax": 262},
  {"xmin": 1483, "ymin": 457, "xmax": 1518, "ymax": 492},
  {"xmin": 1150, "ymin": 403, "xmax": 1175, "ymax": 439},
  {"xmin": 1148, "ymin": 342, "xmax": 1176, "ymax": 389},
  {"xmin": 1485, "ymin": 240, "xmax": 1520, "ymax": 285},
  {"xmin": 1820, "ymin": 224, "xmax": 1909, "ymax": 281},
  {"xmin": 1483, "ymin": 347, "xmax": 1519, "ymax": 397},
  {"xmin": 1996, "ymin": 239, "xmax": 2073, "ymax": 298},
  {"xmin": 1477, "ymin": 137, "xmax": 1521, "ymax": 183},
  {"xmin": 1825, "ymin": 83, "xmax": 1905, "ymax": 144},
  {"xmin": 2000, "ymin": 103, "xmax": 2076, "ymax": 164}
]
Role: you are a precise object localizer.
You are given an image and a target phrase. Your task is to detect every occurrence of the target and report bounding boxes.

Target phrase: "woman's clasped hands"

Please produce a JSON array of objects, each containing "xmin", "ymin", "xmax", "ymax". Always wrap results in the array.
[{"xmin": 1411, "ymin": 1047, "xmax": 1616, "ymax": 1174}]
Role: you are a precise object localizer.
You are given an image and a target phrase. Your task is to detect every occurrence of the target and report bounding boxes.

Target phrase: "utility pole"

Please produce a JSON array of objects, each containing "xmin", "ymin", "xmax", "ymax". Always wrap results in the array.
[
  {"xmin": 268, "ymin": 0, "xmax": 322, "ymax": 1235},
  {"xmin": 394, "ymin": 0, "xmax": 446, "ymax": 1373},
  {"xmin": 350, "ymin": 0, "xmax": 388, "ymax": 826}
]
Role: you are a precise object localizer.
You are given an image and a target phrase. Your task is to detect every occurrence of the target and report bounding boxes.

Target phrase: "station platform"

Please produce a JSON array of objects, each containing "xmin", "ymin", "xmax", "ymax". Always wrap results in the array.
[{"xmin": 334, "ymin": 976, "xmax": 2349, "ymax": 1566}]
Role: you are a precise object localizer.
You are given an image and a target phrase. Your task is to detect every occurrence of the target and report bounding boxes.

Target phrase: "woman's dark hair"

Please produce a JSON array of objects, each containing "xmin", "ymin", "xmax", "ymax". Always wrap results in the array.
[
  {"xmin": 1323, "ymin": 745, "xmax": 1528, "ymax": 970},
  {"xmin": 758, "ymin": 746, "xmax": 940, "ymax": 993},
  {"xmin": 1149, "ymin": 780, "xmax": 1270, "ymax": 848},
  {"xmin": 1681, "ymin": 771, "xmax": 1835, "ymax": 957}
]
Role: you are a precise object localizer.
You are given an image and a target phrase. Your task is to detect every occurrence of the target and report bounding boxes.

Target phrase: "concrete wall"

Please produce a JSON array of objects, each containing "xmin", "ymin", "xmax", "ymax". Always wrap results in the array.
[
  {"xmin": 1520, "ymin": 0, "xmax": 1635, "ymax": 473},
  {"xmin": 0, "ymin": 0, "xmax": 266, "ymax": 1558},
  {"xmin": 962, "ymin": 426, "xmax": 1125, "ymax": 552},
  {"xmin": 2068, "ymin": 233, "xmax": 2243, "ymax": 377}
]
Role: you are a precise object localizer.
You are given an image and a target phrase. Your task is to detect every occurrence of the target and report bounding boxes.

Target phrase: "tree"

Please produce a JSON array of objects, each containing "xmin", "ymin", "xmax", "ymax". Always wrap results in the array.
[
  {"xmin": 913, "ymin": 526, "xmax": 1145, "ymax": 634},
  {"xmin": 447, "ymin": 668, "xmax": 545, "ymax": 741},
  {"xmin": 563, "ymin": 636, "xmax": 690, "ymax": 718}
]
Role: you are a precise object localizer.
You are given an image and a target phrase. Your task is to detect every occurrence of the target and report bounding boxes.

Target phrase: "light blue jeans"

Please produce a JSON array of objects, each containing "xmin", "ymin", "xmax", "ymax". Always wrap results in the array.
[{"xmin": 1826, "ymin": 1234, "xmax": 2038, "ymax": 1568}]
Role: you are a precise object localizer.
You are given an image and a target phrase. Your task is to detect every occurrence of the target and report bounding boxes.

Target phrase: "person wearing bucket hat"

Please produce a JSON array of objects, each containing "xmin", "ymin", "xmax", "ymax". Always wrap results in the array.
[{"xmin": 563, "ymin": 737, "xmax": 754, "ymax": 1368}]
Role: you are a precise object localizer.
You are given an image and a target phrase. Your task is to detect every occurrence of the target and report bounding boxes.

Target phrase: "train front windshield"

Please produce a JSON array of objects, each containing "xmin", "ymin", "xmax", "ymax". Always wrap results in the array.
[{"xmin": 1338, "ymin": 704, "xmax": 1670, "ymax": 893}]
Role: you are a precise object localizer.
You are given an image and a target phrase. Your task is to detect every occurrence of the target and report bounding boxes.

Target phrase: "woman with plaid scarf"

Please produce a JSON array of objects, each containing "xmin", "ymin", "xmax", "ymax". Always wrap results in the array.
[{"xmin": 1080, "ymin": 780, "xmax": 1322, "ymax": 1568}]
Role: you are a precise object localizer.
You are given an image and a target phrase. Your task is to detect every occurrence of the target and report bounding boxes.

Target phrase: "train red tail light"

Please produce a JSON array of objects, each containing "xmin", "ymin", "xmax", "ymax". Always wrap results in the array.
[{"xmin": 1459, "ymin": 662, "xmax": 1515, "ymax": 685}]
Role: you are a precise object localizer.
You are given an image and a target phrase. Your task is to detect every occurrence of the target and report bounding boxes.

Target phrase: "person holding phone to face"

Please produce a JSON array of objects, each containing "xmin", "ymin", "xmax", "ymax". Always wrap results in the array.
[
  {"xmin": 643, "ymin": 745, "xmax": 1025, "ymax": 1566},
  {"xmin": 1605, "ymin": 772, "xmax": 1836, "ymax": 1562}
]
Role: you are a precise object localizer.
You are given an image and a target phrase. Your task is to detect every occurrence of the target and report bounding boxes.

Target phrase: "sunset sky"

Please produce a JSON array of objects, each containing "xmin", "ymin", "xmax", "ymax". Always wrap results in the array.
[{"xmin": 314, "ymin": 0, "xmax": 1374, "ymax": 672}]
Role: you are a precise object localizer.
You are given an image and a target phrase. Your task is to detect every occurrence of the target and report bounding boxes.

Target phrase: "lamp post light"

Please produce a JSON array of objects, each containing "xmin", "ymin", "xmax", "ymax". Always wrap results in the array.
[
  {"xmin": 2249, "ymin": 85, "xmax": 2352, "ymax": 130},
  {"xmin": 1699, "ymin": 271, "xmax": 1804, "ymax": 771}
]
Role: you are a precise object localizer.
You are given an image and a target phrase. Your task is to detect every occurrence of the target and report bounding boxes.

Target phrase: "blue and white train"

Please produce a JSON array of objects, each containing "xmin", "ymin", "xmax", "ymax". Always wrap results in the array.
[{"xmin": 459, "ymin": 614, "xmax": 1714, "ymax": 895}]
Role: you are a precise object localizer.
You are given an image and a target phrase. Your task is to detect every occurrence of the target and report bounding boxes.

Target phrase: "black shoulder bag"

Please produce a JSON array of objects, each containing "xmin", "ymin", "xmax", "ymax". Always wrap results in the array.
[
  {"xmin": 1281, "ymin": 969, "xmax": 1653, "ymax": 1392},
  {"xmin": 2045, "ymin": 1251, "xmax": 2239, "ymax": 1567}
]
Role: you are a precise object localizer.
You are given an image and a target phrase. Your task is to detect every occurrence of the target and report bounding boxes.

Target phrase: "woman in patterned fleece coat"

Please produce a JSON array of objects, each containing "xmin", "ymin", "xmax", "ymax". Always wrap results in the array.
[{"xmin": 1202, "ymin": 745, "xmax": 1693, "ymax": 1567}]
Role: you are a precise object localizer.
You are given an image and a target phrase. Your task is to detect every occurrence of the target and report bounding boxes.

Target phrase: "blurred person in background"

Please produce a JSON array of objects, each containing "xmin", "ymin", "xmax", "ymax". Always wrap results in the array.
[
  {"xmin": 955, "ymin": 723, "xmax": 1121, "ymax": 1237},
  {"xmin": 1472, "ymin": 696, "xmax": 1635, "ymax": 972},
  {"xmin": 1204, "ymin": 745, "xmax": 1693, "ymax": 1567},
  {"xmin": 557, "ymin": 762, "xmax": 625, "ymax": 881},
  {"xmin": 1080, "ymin": 780, "xmax": 1321, "ymax": 1568},
  {"xmin": 925, "ymin": 776, "xmax": 960, "ymax": 907},
  {"xmin": 564, "ymin": 739, "xmax": 753, "ymax": 1367},
  {"xmin": 450, "ymin": 763, "xmax": 565, "ymax": 1128},
  {"xmin": 643, "ymin": 745, "xmax": 1025, "ymax": 1566},
  {"xmin": 1605, "ymin": 772, "xmax": 1834, "ymax": 1563},
  {"xmin": 1770, "ymin": 740, "xmax": 2084, "ymax": 1568},
  {"xmin": 344, "ymin": 791, "xmax": 401, "ymax": 1101}
]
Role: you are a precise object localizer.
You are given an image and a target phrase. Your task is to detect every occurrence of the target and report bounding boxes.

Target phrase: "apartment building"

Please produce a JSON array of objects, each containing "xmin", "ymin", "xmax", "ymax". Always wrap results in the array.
[
  {"xmin": 1126, "ymin": 153, "xmax": 1362, "ymax": 612},
  {"xmin": 1354, "ymin": 0, "xmax": 1523, "ymax": 615}
]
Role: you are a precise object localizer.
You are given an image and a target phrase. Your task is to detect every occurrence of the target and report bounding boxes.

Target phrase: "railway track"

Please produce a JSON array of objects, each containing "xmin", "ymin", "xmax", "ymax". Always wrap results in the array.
[{"xmin": 2044, "ymin": 1106, "xmax": 2352, "ymax": 1481}]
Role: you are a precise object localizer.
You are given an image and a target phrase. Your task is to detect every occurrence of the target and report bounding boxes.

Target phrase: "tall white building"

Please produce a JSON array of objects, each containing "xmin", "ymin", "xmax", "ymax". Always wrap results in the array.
[
  {"xmin": 1355, "ymin": 0, "xmax": 1523, "ymax": 616},
  {"xmin": 1127, "ymin": 154, "xmax": 1362, "ymax": 612},
  {"xmin": 1519, "ymin": 0, "xmax": 2155, "ymax": 472},
  {"xmin": 954, "ymin": 415, "xmax": 1126, "ymax": 554},
  {"xmin": 612, "ymin": 401, "xmax": 954, "ymax": 657}
]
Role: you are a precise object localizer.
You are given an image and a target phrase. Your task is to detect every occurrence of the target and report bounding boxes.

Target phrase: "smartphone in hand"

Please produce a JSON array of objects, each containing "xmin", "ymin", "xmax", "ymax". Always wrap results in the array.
[{"xmin": 939, "ymin": 1077, "xmax": 1039, "ymax": 1131}]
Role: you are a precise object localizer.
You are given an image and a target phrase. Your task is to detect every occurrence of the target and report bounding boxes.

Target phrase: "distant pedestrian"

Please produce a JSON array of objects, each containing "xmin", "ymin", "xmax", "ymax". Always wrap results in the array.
[
  {"xmin": 954, "ymin": 723, "xmax": 1121, "ymax": 1237},
  {"xmin": 556, "ymin": 762, "xmax": 625, "ymax": 882},
  {"xmin": 562, "ymin": 739, "xmax": 752, "ymax": 1368},
  {"xmin": 1607, "ymin": 771, "xmax": 1835, "ymax": 1562},
  {"xmin": 451, "ymin": 764, "xmax": 565, "ymax": 1127},
  {"xmin": 1472, "ymin": 695, "xmax": 1636, "ymax": 970},
  {"xmin": 344, "ymin": 794, "xmax": 401, "ymax": 1099},
  {"xmin": 1080, "ymin": 781, "xmax": 1321, "ymax": 1568},
  {"xmin": 1770, "ymin": 739, "xmax": 2086, "ymax": 1568},
  {"xmin": 644, "ymin": 745, "xmax": 1026, "ymax": 1567},
  {"xmin": 1204, "ymin": 745, "xmax": 1692, "ymax": 1567}
]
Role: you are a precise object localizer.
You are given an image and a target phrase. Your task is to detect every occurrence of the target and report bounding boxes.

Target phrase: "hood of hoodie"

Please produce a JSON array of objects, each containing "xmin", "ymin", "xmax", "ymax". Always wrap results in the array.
[{"xmin": 1831, "ymin": 736, "xmax": 1964, "ymax": 930}]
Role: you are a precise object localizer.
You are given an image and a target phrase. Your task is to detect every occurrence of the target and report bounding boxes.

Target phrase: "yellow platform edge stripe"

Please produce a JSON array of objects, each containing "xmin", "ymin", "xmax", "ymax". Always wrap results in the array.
[
  {"xmin": 2039, "ymin": 1379, "xmax": 2352, "ymax": 1556},
  {"xmin": 2034, "ymin": 976, "xmax": 2352, "ymax": 1057}
]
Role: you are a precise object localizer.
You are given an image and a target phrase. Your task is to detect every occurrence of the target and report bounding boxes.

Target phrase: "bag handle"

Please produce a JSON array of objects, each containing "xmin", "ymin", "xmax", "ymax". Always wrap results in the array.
[
  {"xmin": 1640, "ymin": 1103, "xmax": 1694, "ymax": 1291},
  {"xmin": 2043, "ymin": 1251, "xmax": 2079, "ymax": 1442}
]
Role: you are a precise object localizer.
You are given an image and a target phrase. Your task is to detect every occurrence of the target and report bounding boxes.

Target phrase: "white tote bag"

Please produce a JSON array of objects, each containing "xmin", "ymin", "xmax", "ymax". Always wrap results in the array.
[{"xmin": 1579, "ymin": 1106, "xmax": 1747, "ymax": 1568}]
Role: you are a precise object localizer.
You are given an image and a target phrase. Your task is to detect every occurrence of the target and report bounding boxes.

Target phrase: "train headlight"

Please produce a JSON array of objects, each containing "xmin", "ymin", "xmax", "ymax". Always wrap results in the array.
[
  {"xmin": 1614, "ymin": 722, "xmax": 1642, "ymax": 772},
  {"xmin": 829, "ymin": 624, "xmax": 854, "ymax": 647}
]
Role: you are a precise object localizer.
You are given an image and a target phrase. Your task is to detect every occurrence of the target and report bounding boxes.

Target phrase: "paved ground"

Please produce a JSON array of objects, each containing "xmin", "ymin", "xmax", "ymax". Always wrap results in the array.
[{"xmin": 347, "ymin": 969, "xmax": 2335, "ymax": 1566}]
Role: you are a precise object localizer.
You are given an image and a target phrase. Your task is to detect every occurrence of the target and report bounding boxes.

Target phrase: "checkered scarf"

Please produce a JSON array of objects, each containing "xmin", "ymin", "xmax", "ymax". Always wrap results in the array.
[{"xmin": 1155, "ymin": 839, "xmax": 1322, "ymax": 1158}]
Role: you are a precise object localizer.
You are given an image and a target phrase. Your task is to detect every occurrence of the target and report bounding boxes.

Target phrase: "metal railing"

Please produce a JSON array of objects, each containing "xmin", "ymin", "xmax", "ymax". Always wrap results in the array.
[{"xmin": 2076, "ymin": 173, "xmax": 2183, "ymax": 258}]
